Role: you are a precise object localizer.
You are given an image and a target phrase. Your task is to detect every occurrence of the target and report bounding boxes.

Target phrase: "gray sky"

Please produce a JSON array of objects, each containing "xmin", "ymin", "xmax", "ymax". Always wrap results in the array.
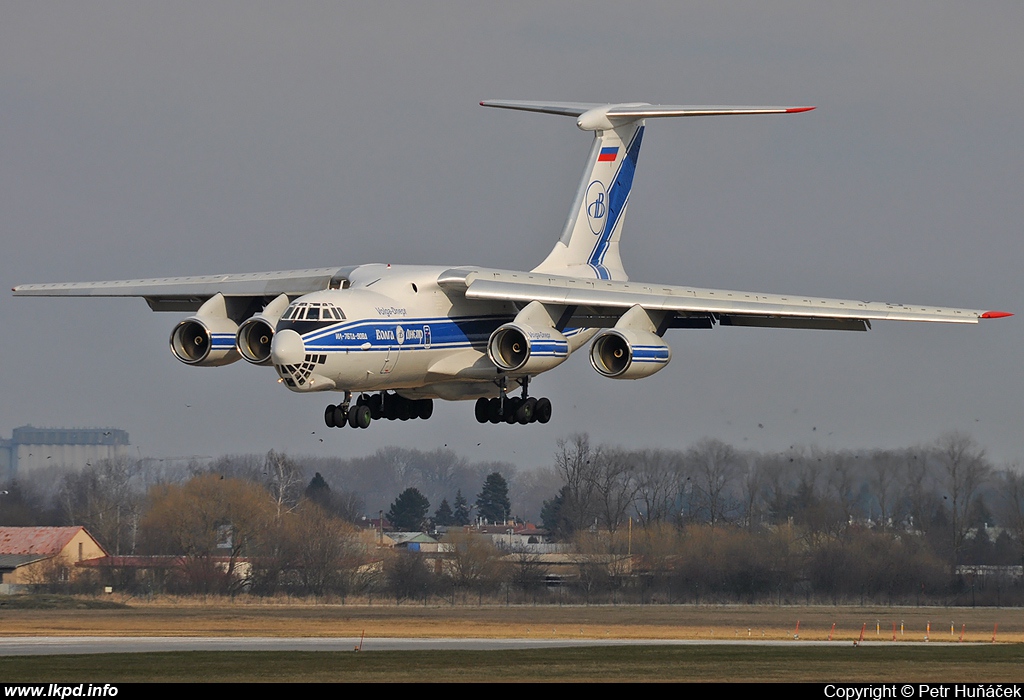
[{"xmin": 3, "ymin": 2, "xmax": 1022, "ymax": 470}]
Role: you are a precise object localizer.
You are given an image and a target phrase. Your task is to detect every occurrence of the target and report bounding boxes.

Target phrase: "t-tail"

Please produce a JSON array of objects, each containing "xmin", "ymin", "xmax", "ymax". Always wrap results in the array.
[{"xmin": 480, "ymin": 100, "xmax": 815, "ymax": 281}]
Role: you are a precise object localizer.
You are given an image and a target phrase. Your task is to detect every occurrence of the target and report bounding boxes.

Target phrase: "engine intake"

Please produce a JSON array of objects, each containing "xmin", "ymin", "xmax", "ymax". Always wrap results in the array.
[
  {"xmin": 590, "ymin": 328, "xmax": 671, "ymax": 379},
  {"xmin": 236, "ymin": 294, "xmax": 291, "ymax": 365},
  {"xmin": 237, "ymin": 317, "xmax": 276, "ymax": 365},
  {"xmin": 487, "ymin": 323, "xmax": 569, "ymax": 375},
  {"xmin": 170, "ymin": 316, "xmax": 239, "ymax": 366},
  {"xmin": 168, "ymin": 293, "xmax": 241, "ymax": 367}
]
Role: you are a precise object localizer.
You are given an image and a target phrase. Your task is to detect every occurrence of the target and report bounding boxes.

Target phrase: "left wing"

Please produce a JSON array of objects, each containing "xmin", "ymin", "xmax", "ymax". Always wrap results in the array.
[
  {"xmin": 12, "ymin": 267, "xmax": 355, "ymax": 312},
  {"xmin": 439, "ymin": 268, "xmax": 1011, "ymax": 331}
]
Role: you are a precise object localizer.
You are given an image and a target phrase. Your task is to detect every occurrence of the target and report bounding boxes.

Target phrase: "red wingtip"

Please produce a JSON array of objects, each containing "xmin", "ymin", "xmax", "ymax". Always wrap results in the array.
[
  {"xmin": 981, "ymin": 311, "xmax": 1013, "ymax": 319},
  {"xmin": 786, "ymin": 106, "xmax": 816, "ymax": 113}
]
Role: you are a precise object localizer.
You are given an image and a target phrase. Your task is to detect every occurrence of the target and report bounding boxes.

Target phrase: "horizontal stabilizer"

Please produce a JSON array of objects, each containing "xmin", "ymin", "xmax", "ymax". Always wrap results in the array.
[{"xmin": 481, "ymin": 100, "xmax": 814, "ymax": 131}]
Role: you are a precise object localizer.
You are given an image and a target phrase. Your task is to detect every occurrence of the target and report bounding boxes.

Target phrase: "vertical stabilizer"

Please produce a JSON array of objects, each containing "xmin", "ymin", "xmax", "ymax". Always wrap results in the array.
[
  {"xmin": 479, "ymin": 100, "xmax": 815, "ymax": 282},
  {"xmin": 533, "ymin": 120, "xmax": 643, "ymax": 280}
]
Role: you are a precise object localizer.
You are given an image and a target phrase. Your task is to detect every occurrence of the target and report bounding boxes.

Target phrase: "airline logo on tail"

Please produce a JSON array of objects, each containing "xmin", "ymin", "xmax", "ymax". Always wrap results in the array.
[{"xmin": 586, "ymin": 181, "xmax": 607, "ymax": 234}]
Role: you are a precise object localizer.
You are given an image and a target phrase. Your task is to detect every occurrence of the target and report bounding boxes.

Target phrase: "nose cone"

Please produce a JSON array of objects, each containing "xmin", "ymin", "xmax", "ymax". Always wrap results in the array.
[{"xmin": 270, "ymin": 329, "xmax": 305, "ymax": 366}]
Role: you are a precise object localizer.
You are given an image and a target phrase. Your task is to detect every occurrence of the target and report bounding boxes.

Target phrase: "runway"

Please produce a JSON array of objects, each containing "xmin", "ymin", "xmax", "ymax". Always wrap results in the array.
[{"xmin": 0, "ymin": 636, "xmax": 953, "ymax": 655}]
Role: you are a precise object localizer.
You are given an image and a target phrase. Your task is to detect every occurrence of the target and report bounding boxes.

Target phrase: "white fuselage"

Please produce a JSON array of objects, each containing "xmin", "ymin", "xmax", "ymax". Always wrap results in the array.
[{"xmin": 268, "ymin": 263, "xmax": 593, "ymax": 400}]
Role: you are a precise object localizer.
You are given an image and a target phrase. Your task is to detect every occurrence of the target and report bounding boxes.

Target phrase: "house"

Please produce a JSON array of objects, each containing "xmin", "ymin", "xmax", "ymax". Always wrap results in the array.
[{"xmin": 0, "ymin": 526, "xmax": 108, "ymax": 592}]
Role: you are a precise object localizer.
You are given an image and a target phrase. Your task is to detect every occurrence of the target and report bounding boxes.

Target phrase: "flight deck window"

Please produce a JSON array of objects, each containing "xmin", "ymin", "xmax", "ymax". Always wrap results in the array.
[{"xmin": 307, "ymin": 307, "xmax": 320, "ymax": 321}]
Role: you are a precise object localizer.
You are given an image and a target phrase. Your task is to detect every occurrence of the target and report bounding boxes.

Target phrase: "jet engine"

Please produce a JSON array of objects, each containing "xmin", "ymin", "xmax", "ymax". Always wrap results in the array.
[
  {"xmin": 487, "ymin": 323, "xmax": 569, "ymax": 375},
  {"xmin": 169, "ymin": 293, "xmax": 240, "ymax": 367},
  {"xmin": 236, "ymin": 294, "xmax": 290, "ymax": 365},
  {"xmin": 589, "ymin": 328, "xmax": 671, "ymax": 379}
]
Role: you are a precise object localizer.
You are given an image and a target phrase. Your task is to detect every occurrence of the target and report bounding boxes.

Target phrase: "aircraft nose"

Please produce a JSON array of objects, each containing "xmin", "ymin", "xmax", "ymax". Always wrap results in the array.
[{"xmin": 270, "ymin": 329, "xmax": 305, "ymax": 366}]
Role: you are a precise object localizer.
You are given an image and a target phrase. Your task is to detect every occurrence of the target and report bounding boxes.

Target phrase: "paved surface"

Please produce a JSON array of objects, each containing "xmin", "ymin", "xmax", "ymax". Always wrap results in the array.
[{"xmin": 0, "ymin": 636, "xmax": 955, "ymax": 655}]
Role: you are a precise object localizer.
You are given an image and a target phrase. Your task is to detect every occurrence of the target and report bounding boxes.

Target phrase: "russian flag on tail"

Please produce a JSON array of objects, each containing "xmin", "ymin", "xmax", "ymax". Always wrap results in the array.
[{"xmin": 598, "ymin": 146, "xmax": 618, "ymax": 162}]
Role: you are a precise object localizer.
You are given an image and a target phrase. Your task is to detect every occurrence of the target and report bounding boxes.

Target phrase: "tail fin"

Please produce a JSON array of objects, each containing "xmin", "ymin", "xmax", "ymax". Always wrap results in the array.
[{"xmin": 480, "ymin": 101, "xmax": 814, "ymax": 281}]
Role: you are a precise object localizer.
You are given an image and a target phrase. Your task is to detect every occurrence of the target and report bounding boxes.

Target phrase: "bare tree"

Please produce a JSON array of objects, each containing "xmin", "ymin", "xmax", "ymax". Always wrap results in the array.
[
  {"xmin": 587, "ymin": 448, "xmax": 638, "ymax": 533},
  {"xmin": 442, "ymin": 530, "xmax": 503, "ymax": 597},
  {"xmin": 933, "ymin": 432, "xmax": 991, "ymax": 566},
  {"xmin": 633, "ymin": 449, "xmax": 685, "ymax": 527},
  {"xmin": 688, "ymin": 439, "xmax": 741, "ymax": 526},
  {"xmin": 58, "ymin": 457, "xmax": 142, "ymax": 555},
  {"xmin": 996, "ymin": 465, "xmax": 1024, "ymax": 565},
  {"xmin": 140, "ymin": 474, "xmax": 277, "ymax": 594},
  {"xmin": 869, "ymin": 450, "xmax": 902, "ymax": 530},
  {"xmin": 264, "ymin": 450, "xmax": 305, "ymax": 518},
  {"xmin": 553, "ymin": 434, "xmax": 600, "ymax": 533}
]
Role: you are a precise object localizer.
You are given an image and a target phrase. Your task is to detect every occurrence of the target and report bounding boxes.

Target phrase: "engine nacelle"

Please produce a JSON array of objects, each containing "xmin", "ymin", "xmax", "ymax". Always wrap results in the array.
[
  {"xmin": 168, "ymin": 293, "xmax": 240, "ymax": 367},
  {"xmin": 487, "ymin": 323, "xmax": 569, "ymax": 375},
  {"xmin": 589, "ymin": 328, "xmax": 671, "ymax": 379},
  {"xmin": 236, "ymin": 317, "xmax": 276, "ymax": 365},
  {"xmin": 170, "ymin": 316, "xmax": 240, "ymax": 367},
  {"xmin": 235, "ymin": 294, "xmax": 291, "ymax": 365}
]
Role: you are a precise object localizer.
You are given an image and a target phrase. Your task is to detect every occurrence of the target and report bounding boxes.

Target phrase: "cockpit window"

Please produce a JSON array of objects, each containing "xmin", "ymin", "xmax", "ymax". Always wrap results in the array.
[{"xmin": 280, "ymin": 302, "xmax": 345, "ymax": 325}]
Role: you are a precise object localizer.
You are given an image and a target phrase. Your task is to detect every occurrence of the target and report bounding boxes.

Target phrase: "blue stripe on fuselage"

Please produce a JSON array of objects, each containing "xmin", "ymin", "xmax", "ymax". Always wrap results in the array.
[{"xmin": 300, "ymin": 315, "xmax": 508, "ymax": 353}]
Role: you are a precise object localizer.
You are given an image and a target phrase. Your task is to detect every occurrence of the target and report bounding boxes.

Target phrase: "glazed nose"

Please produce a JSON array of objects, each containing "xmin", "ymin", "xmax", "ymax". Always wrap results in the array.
[{"xmin": 270, "ymin": 329, "xmax": 305, "ymax": 366}]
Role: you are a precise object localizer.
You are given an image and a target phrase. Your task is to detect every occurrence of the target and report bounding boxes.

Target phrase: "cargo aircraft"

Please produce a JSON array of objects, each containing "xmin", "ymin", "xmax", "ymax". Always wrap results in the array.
[{"xmin": 13, "ymin": 100, "xmax": 1011, "ymax": 430}]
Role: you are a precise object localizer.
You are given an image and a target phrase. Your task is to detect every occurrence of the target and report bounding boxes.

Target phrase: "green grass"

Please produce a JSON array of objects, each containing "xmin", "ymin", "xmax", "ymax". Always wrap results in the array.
[{"xmin": 2, "ymin": 645, "xmax": 1022, "ymax": 682}]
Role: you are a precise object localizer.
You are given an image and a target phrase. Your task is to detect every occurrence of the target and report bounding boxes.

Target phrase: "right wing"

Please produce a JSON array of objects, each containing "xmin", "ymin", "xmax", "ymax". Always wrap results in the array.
[
  {"xmin": 439, "ymin": 267, "xmax": 1011, "ymax": 331},
  {"xmin": 12, "ymin": 267, "xmax": 356, "ymax": 312}
]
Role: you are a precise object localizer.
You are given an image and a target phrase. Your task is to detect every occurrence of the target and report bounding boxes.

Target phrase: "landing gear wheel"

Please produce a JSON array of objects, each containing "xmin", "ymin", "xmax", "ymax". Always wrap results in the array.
[
  {"xmin": 516, "ymin": 398, "xmax": 535, "ymax": 425},
  {"xmin": 325, "ymin": 404, "xmax": 337, "ymax": 428},
  {"xmin": 397, "ymin": 397, "xmax": 412, "ymax": 421},
  {"xmin": 487, "ymin": 397, "xmax": 502, "ymax": 424},
  {"xmin": 369, "ymin": 394, "xmax": 383, "ymax": 420},
  {"xmin": 332, "ymin": 405, "xmax": 348, "ymax": 427},
  {"xmin": 504, "ymin": 397, "xmax": 521, "ymax": 424},
  {"xmin": 535, "ymin": 397, "xmax": 552, "ymax": 424},
  {"xmin": 348, "ymin": 404, "xmax": 371, "ymax": 429},
  {"xmin": 384, "ymin": 395, "xmax": 398, "ymax": 420},
  {"xmin": 415, "ymin": 399, "xmax": 433, "ymax": 420},
  {"xmin": 475, "ymin": 397, "xmax": 489, "ymax": 423}
]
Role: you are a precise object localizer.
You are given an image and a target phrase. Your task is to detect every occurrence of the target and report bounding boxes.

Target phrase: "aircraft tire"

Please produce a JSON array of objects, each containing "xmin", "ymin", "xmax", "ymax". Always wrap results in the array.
[
  {"xmin": 350, "ymin": 404, "xmax": 372, "ymax": 429},
  {"xmin": 535, "ymin": 397, "xmax": 552, "ymax": 424},
  {"xmin": 325, "ymin": 405, "xmax": 337, "ymax": 428},
  {"xmin": 487, "ymin": 397, "xmax": 502, "ymax": 424},
  {"xmin": 384, "ymin": 395, "xmax": 398, "ymax": 420},
  {"xmin": 397, "ymin": 397, "xmax": 412, "ymax": 421},
  {"xmin": 516, "ymin": 398, "xmax": 535, "ymax": 425},
  {"xmin": 369, "ymin": 394, "xmax": 383, "ymax": 419},
  {"xmin": 333, "ymin": 405, "xmax": 347, "ymax": 427},
  {"xmin": 416, "ymin": 399, "xmax": 433, "ymax": 420},
  {"xmin": 505, "ymin": 397, "xmax": 521, "ymax": 424},
  {"xmin": 474, "ymin": 398, "xmax": 489, "ymax": 423}
]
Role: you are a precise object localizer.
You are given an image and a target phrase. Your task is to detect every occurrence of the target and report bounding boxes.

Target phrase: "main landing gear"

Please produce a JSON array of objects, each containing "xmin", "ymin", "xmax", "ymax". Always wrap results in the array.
[
  {"xmin": 324, "ymin": 391, "xmax": 433, "ymax": 430},
  {"xmin": 474, "ymin": 376, "xmax": 551, "ymax": 426}
]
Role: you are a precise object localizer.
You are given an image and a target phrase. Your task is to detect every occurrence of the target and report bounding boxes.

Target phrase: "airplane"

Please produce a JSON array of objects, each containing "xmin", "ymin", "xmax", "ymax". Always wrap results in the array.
[{"xmin": 13, "ymin": 100, "xmax": 1012, "ymax": 430}]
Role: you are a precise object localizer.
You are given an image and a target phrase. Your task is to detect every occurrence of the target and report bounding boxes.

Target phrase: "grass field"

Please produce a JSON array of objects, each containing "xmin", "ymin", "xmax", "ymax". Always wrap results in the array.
[
  {"xmin": 2, "ymin": 646, "xmax": 1023, "ymax": 682},
  {"xmin": 1, "ymin": 598, "xmax": 1022, "ymax": 681}
]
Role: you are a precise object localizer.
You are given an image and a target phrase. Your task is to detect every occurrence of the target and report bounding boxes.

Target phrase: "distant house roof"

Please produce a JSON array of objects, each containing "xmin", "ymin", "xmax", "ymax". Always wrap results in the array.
[
  {"xmin": 0, "ymin": 527, "xmax": 103, "ymax": 556},
  {"xmin": 388, "ymin": 532, "xmax": 438, "ymax": 546}
]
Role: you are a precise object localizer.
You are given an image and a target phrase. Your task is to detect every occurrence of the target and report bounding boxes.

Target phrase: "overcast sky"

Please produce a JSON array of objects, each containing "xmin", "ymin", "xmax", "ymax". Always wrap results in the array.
[{"xmin": 2, "ymin": 2, "xmax": 1021, "ymax": 470}]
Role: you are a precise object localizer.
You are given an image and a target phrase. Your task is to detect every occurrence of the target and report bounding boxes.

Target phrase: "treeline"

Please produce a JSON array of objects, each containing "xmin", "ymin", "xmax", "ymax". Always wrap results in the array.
[
  {"xmin": 541, "ymin": 432, "xmax": 1024, "ymax": 569},
  {"xmin": 2, "ymin": 431, "xmax": 1023, "ymax": 604}
]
